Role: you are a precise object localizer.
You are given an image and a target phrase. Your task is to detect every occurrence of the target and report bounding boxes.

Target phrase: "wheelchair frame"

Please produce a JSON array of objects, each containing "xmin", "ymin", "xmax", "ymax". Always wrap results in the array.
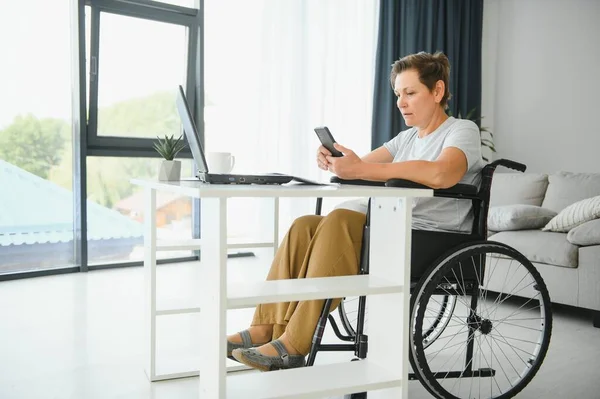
[{"xmin": 303, "ymin": 159, "xmax": 552, "ymax": 399}]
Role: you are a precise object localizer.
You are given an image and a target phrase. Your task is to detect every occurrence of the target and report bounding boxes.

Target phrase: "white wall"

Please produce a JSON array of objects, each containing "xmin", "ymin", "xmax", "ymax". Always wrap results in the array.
[{"xmin": 482, "ymin": 0, "xmax": 600, "ymax": 173}]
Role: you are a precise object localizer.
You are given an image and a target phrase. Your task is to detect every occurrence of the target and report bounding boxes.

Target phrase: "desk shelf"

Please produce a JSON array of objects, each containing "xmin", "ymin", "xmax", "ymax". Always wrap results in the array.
[
  {"xmin": 155, "ymin": 275, "xmax": 402, "ymax": 315},
  {"xmin": 151, "ymin": 357, "xmax": 250, "ymax": 382},
  {"xmin": 156, "ymin": 303, "xmax": 200, "ymax": 316},
  {"xmin": 227, "ymin": 360, "xmax": 402, "ymax": 399},
  {"xmin": 228, "ymin": 275, "xmax": 403, "ymax": 309},
  {"xmin": 156, "ymin": 238, "xmax": 276, "ymax": 251}
]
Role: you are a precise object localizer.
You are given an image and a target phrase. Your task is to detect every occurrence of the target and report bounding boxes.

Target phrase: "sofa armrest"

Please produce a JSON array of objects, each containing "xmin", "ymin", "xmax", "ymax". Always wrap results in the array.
[{"xmin": 578, "ymin": 245, "xmax": 600, "ymax": 311}]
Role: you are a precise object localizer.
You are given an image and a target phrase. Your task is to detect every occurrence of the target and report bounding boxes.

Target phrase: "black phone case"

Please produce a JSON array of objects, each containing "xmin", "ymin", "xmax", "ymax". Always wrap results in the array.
[{"xmin": 314, "ymin": 126, "xmax": 343, "ymax": 157}]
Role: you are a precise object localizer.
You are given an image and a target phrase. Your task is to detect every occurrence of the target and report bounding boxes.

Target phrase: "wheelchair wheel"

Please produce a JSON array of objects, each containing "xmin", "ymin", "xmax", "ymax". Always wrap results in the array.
[
  {"xmin": 417, "ymin": 293, "xmax": 457, "ymax": 349},
  {"xmin": 339, "ymin": 293, "xmax": 457, "ymax": 350},
  {"xmin": 338, "ymin": 297, "xmax": 361, "ymax": 337},
  {"xmin": 411, "ymin": 241, "xmax": 552, "ymax": 399}
]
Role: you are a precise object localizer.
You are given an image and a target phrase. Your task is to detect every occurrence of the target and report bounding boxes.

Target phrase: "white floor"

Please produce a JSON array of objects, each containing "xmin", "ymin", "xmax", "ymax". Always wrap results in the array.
[
  {"xmin": 0, "ymin": 250, "xmax": 356, "ymax": 399},
  {"xmin": 1, "ymin": 250, "xmax": 599, "ymax": 399}
]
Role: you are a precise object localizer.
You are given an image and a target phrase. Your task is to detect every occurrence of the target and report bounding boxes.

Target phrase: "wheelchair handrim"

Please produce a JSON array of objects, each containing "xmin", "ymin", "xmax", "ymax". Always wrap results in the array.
[{"xmin": 410, "ymin": 242, "xmax": 553, "ymax": 399}]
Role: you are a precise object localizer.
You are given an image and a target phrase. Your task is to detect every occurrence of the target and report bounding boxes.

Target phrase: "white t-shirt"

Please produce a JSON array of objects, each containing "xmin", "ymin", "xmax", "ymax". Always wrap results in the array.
[{"xmin": 336, "ymin": 117, "xmax": 485, "ymax": 233}]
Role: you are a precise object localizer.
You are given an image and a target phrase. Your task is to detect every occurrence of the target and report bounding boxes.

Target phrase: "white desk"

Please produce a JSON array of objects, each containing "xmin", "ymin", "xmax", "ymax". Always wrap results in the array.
[{"xmin": 131, "ymin": 179, "xmax": 432, "ymax": 399}]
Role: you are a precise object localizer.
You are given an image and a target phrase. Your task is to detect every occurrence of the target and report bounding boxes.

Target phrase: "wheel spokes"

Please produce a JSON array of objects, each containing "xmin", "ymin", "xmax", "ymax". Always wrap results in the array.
[{"xmin": 412, "ymin": 245, "xmax": 551, "ymax": 399}]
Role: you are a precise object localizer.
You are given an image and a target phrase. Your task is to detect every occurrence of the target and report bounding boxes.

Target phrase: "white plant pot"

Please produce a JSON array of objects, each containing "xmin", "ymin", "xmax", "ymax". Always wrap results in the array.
[{"xmin": 158, "ymin": 160, "xmax": 181, "ymax": 181}]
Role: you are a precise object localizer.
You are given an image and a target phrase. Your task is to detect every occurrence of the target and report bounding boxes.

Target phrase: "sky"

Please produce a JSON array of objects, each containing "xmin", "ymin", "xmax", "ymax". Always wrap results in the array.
[{"xmin": 0, "ymin": 1, "xmax": 72, "ymax": 128}]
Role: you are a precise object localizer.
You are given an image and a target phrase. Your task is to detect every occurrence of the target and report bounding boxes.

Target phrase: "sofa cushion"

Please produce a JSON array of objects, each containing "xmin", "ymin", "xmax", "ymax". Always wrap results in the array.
[
  {"xmin": 542, "ymin": 195, "xmax": 600, "ymax": 232},
  {"xmin": 567, "ymin": 218, "xmax": 600, "ymax": 246},
  {"xmin": 541, "ymin": 172, "xmax": 600, "ymax": 213},
  {"xmin": 490, "ymin": 173, "xmax": 549, "ymax": 207},
  {"xmin": 488, "ymin": 205, "xmax": 557, "ymax": 231},
  {"xmin": 488, "ymin": 230, "xmax": 578, "ymax": 268}
]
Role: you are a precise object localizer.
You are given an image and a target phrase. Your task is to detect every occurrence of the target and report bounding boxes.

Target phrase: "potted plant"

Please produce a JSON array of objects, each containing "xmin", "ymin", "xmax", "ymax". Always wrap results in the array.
[{"xmin": 154, "ymin": 134, "xmax": 186, "ymax": 181}]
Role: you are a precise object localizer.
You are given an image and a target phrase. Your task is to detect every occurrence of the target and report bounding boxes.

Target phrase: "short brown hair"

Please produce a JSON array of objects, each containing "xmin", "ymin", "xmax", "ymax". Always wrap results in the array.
[{"xmin": 390, "ymin": 51, "xmax": 452, "ymax": 109}]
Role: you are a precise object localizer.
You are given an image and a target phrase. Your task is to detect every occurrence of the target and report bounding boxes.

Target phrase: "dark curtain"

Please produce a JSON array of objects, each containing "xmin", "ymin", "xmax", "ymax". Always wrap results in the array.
[{"xmin": 371, "ymin": 0, "xmax": 484, "ymax": 148}]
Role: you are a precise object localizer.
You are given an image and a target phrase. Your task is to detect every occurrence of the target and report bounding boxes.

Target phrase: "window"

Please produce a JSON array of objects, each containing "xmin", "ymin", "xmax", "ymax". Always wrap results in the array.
[
  {"xmin": 1, "ymin": 0, "xmax": 379, "ymax": 278},
  {"xmin": 86, "ymin": 157, "xmax": 194, "ymax": 265},
  {"xmin": 0, "ymin": 0, "xmax": 75, "ymax": 275},
  {"xmin": 203, "ymin": 0, "xmax": 379, "ymax": 231},
  {"xmin": 94, "ymin": 13, "xmax": 188, "ymax": 140},
  {"xmin": 81, "ymin": 0, "xmax": 202, "ymax": 268},
  {"xmin": 86, "ymin": 0, "xmax": 199, "ymax": 156}
]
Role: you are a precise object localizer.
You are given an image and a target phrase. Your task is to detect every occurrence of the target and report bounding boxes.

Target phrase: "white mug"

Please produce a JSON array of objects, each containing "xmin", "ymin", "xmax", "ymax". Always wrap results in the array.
[{"xmin": 206, "ymin": 152, "xmax": 235, "ymax": 174}]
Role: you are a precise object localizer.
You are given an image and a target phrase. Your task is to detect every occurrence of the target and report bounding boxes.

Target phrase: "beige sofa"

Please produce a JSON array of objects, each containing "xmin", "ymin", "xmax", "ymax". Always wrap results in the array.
[{"xmin": 485, "ymin": 171, "xmax": 600, "ymax": 327}]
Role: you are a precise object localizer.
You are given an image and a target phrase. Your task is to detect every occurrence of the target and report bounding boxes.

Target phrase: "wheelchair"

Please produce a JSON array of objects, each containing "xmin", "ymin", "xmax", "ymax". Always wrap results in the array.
[{"xmin": 306, "ymin": 159, "xmax": 553, "ymax": 399}]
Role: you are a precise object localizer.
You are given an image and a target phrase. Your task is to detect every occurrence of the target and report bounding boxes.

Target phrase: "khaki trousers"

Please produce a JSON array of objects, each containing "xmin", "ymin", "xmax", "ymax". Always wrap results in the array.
[{"xmin": 251, "ymin": 209, "xmax": 367, "ymax": 355}]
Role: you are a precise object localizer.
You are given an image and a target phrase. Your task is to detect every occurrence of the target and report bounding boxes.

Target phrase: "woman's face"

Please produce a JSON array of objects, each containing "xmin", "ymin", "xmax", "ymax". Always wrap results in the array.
[{"xmin": 394, "ymin": 69, "xmax": 442, "ymax": 128}]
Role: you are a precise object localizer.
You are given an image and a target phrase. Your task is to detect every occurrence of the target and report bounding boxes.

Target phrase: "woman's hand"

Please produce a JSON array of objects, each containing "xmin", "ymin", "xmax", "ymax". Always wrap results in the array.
[
  {"xmin": 326, "ymin": 143, "xmax": 364, "ymax": 179},
  {"xmin": 316, "ymin": 145, "xmax": 332, "ymax": 171}
]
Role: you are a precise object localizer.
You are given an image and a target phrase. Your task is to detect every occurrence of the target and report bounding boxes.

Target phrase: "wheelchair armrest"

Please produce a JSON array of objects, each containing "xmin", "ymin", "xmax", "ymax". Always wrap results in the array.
[
  {"xmin": 330, "ymin": 176, "xmax": 477, "ymax": 197},
  {"xmin": 488, "ymin": 159, "xmax": 526, "ymax": 172},
  {"xmin": 329, "ymin": 177, "xmax": 386, "ymax": 187},
  {"xmin": 385, "ymin": 178, "xmax": 479, "ymax": 198}
]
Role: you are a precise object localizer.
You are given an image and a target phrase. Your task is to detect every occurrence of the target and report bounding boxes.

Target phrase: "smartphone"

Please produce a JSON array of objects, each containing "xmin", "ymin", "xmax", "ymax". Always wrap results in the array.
[{"xmin": 314, "ymin": 126, "xmax": 344, "ymax": 157}]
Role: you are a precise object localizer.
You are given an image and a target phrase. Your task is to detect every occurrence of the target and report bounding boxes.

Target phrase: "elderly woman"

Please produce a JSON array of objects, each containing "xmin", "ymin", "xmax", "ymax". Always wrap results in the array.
[{"xmin": 229, "ymin": 51, "xmax": 485, "ymax": 371}]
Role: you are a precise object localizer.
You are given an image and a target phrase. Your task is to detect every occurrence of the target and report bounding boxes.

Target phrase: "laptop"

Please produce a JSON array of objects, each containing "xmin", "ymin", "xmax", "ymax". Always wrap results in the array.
[{"xmin": 176, "ymin": 85, "xmax": 295, "ymax": 185}]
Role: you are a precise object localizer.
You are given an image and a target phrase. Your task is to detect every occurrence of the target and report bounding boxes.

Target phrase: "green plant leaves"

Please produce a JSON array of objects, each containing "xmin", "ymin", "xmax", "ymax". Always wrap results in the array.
[{"xmin": 153, "ymin": 134, "xmax": 186, "ymax": 161}]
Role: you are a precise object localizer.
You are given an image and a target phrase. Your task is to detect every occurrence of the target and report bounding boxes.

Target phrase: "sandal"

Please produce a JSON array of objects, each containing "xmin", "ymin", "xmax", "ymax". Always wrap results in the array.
[
  {"xmin": 227, "ymin": 330, "xmax": 261, "ymax": 359},
  {"xmin": 231, "ymin": 339, "xmax": 306, "ymax": 371}
]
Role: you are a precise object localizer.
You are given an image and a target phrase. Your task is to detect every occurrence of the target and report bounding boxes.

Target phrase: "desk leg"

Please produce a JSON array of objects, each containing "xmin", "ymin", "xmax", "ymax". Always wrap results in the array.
[
  {"xmin": 272, "ymin": 197, "xmax": 279, "ymax": 255},
  {"xmin": 144, "ymin": 188, "xmax": 157, "ymax": 381},
  {"xmin": 199, "ymin": 197, "xmax": 228, "ymax": 398},
  {"xmin": 368, "ymin": 197, "xmax": 412, "ymax": 399}
]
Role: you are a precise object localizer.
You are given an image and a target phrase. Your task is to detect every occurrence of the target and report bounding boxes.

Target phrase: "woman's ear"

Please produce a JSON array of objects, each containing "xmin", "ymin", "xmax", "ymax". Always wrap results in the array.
[{"xmin": 434, "ymin": 80, "xmax": 445, "ymax": 103}]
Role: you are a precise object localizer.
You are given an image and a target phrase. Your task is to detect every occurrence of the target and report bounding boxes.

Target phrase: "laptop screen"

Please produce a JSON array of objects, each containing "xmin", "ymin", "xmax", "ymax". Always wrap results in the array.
[{"xmin": 176, "ymin": 85, "xmax": 209, "ymax": 175}]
